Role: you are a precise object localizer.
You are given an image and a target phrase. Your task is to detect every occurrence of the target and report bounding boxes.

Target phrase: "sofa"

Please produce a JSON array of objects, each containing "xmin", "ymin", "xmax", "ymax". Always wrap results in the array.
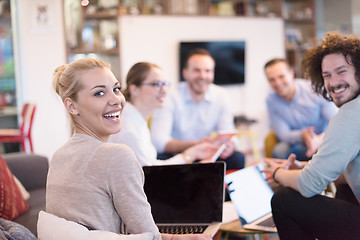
[
  {"xmin": 2, "ymin": 152, "xmax": 49, "ymax": 237},
  {"xmin": 0, "ymin": 153, "xmax": 157, "ymax": 240}
]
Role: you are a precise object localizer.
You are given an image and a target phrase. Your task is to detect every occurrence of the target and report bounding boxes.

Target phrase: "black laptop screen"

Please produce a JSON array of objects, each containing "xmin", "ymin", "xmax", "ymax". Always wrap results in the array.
[{"xmin": 143, "ymin": 162, "xmax": 225, "ymax": 224}]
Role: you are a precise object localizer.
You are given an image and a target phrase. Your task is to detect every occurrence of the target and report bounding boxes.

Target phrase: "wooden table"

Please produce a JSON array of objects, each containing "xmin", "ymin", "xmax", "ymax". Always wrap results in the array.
[{"xmin": 216, "ymin": 219, "xmax": 277, "ymax": 240}]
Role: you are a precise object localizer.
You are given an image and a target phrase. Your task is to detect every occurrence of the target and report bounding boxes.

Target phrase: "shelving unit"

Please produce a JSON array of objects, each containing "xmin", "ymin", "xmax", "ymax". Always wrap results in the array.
[
  {"xmin": 63, "ymin": 0, "xmax": 315, "ymax": 78},
  {"xmin": 282, "ymin": 0, "xmax": 316, "ymax": 77},
  {"xmin": 64, "ymin": 0, "xmax": 120, "ymax": 78},
  {"xmin": 213, "ymin": 0, "xmax": 315, "ymax": 77}
]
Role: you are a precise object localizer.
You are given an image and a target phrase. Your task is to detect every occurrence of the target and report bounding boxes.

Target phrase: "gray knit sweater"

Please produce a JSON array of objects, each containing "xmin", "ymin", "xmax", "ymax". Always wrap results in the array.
[{"xmin": 46, "ymin": 133, "xmax": 161, "ymax": 239}]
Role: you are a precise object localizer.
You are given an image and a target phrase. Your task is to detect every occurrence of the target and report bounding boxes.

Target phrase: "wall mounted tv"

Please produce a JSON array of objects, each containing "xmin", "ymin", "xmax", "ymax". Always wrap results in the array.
[{"xmin": 179, "ymin": 41, "xmax": 245, "ymax": 85}]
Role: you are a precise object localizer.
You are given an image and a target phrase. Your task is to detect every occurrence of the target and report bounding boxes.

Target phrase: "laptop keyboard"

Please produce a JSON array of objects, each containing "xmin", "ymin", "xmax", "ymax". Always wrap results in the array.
[
  {"xmin": 158, "ymin": 225, "xmax": 208, "ymax": 234},
  {"xmin": 258, "ymin": 217, "xmax": 276, "ymax": 228}
]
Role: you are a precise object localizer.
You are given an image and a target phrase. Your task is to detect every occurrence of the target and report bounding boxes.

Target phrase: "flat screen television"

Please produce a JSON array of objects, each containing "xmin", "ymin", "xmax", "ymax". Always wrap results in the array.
[{"xmin": 179, "ymin": 41, "xmax": 245, "ymax": 85}]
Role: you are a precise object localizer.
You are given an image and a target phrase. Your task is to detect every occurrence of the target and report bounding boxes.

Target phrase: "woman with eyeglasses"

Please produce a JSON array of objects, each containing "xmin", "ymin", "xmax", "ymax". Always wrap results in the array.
[{"xmin": 109, "ymin": 62, "xmax": 219, "ymax": 166}]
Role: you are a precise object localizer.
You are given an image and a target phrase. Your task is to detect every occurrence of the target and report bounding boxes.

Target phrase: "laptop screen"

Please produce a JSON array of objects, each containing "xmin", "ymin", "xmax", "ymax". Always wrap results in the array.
[
  {"xmin": 224, "ymin": 164, "xmax": 274, "ymax": 223},
  {"xmin": 143, "ymin": 162, "xmax": 225, "ymax": 224}
]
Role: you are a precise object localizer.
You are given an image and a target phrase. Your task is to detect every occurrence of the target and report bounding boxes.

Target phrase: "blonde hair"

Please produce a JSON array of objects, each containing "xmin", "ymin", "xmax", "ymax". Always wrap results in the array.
[{"xmin": 52, "ymin": 58, "xmax": 110, "ymax": 125}]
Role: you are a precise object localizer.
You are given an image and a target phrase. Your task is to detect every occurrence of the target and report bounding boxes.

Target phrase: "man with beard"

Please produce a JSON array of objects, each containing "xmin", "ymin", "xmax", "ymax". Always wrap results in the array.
[
  {"xmin": 150, "ymin": 48, "xmax": 245, "ymax": 170},
  {"xmin": 265, "ymin": 31, "xmax": 360, "ymax": 240}
]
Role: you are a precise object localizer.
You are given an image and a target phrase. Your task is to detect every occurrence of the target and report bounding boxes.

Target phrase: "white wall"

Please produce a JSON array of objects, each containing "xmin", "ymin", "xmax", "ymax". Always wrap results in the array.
[
  {"xmin": 352, "ymin": 0, "xmax": 360, "ymax": 36},
  {"xmin": 14, "ymin": 0, "xmax": 69, "ymax": 160},
  {"xmin": 118, "ymin": 16, "xmax": 285, "ymax": 151}
]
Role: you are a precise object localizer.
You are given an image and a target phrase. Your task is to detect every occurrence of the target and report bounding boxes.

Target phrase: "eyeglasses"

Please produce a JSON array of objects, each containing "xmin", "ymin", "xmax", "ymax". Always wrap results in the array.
[{"xmin": 142, "ymin": 81, "xmax": 171, "ymax": 88}]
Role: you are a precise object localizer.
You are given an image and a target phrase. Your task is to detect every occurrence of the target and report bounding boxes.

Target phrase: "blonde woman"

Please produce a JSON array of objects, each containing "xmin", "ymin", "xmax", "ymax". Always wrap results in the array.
[{"xmin": 46, "ymin": 58, "xmax": 211, "ymax": 240}]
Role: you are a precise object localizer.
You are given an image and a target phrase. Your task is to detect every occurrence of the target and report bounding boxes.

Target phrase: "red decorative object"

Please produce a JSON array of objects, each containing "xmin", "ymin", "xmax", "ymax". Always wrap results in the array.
[{"xmin": 0, "ymin": 155, "xmax": 29, "ymax": 220}]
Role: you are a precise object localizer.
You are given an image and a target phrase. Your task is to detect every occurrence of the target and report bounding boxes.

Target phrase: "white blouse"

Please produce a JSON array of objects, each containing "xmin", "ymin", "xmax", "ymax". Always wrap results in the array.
[{"xmin": 109, "ymin": 102, "xmax": 185, "ymax": 166}]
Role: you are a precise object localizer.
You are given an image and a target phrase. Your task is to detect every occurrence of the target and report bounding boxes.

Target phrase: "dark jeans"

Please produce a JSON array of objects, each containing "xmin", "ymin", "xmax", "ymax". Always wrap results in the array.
[
  {"xmin": 219, "ymin": 150, "xmax": 245, "ymax": 170},
  {"xmin": 157, "ymin": 150, "xmax": 245, "ymax": 170},
  {"xmin": 272, "ymin": 142, "xmax": 310, "ymax": 161},
  {"xmin": 271, "ymin": 184, "xmax": 360, "ymax": 240}
]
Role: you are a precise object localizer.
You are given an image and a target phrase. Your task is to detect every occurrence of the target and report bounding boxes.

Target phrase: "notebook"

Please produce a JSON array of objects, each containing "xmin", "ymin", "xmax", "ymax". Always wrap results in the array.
[
  {"xmin": 143, "ymin": 162, "xmax": 225, "ymax": 237},
  {"xmin": 224, "ymin": 163, "xmax": 277, "ymax": 232}
]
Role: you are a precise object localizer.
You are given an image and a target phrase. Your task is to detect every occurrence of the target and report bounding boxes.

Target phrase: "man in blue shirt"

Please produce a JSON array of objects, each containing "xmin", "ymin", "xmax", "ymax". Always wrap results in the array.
[
  {"xmin": 265, "ymin": 58, "xmax": 337, "ymax": 161},
  {"xmin": 150, "ymin": 48, "xmax": 245, "ymax": 170}
]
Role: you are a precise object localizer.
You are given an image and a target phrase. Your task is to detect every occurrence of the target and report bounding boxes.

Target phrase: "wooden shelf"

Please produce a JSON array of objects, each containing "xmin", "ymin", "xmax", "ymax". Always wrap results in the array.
[
  {"xmin": 68, "ymin": 47, "xmax": 119, "ymax": 56},
  {"xmin": 84, "ymin": 12, "xmax": 118, "ymax": 19},
  {"xmin": 285, "ymin": 18, "xmax": 314, "ymax": 23}
]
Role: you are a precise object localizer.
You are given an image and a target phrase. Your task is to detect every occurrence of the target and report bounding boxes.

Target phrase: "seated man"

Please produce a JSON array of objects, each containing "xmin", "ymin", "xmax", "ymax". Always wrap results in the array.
[
  {"xmin": 150, "ymin": 48, "xmax": 245, "ymax": 170},
  {"xmin": 264, "ymin": 58, "xmax": 338, "ymax": 161}
]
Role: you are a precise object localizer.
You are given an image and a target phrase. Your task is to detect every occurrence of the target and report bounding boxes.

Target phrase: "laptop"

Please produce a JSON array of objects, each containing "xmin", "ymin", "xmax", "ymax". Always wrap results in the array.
[
  {"xmin": 224, "ymin": 163, "xmax": 277, "ymax": 232},
  {"xmin": 143, "ymin": 162, "xmax": 226, "ymax": 237}
]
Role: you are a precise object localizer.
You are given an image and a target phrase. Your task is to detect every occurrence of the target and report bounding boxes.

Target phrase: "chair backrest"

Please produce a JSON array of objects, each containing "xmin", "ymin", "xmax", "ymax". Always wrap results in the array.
[{"xmin": 19, "ymin": 103, "xmax": 36, "ymax": 137}]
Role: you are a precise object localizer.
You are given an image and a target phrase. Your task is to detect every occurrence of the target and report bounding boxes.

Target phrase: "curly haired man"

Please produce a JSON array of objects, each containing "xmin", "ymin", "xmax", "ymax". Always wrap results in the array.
[{"xmin": 265, "ymin": 31, "xmax": 360, "ymax": 240}]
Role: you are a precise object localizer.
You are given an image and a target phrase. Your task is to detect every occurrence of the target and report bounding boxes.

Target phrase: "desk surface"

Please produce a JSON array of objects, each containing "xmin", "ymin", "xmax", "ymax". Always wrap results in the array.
[
  {"xmin": 218, "ymin": 219, "xmax": 279, "ymax": 240},
  {"xmin": 220, "ymin": 219, "xmax": 266, "ymax": 234}
]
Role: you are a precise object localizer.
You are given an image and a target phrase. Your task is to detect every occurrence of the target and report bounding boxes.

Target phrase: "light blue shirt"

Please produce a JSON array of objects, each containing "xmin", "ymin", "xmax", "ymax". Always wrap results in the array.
[
  {"xmin": 151, "ymin": 82, "xmax": 235, "ymax": 153},
  {"xmin": 266, "ymin": 79, "xmax": 338, "ymax": 144},
  {"xmin": 109, "ymin": 102, "xmax": 186, "ymax": 166},
  {"xmin": 297, "ymin": 95, "xmax": 360, "ymax": 202}
]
